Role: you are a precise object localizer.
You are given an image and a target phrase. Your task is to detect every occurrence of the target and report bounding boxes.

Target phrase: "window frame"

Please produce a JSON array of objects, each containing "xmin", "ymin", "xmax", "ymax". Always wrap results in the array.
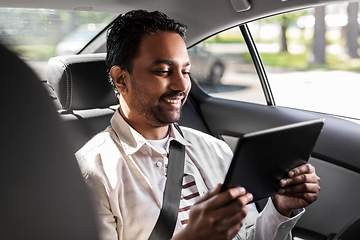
[{"xmin": 240, "ymin": 24, "xmax": 275, "ymax": 106}]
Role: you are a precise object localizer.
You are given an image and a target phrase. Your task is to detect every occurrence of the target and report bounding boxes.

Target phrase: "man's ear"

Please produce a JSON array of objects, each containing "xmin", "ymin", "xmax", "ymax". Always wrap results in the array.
[{"xmin": 110, "ymin": 66, "xmax": 129, "ymax": 94}]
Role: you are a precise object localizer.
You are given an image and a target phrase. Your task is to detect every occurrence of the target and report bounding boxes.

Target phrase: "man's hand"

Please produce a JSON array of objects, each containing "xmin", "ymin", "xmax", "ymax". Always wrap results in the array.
[
  {"xmin": 272, "ymin": 163, "xmax": 321, "ymax": 217},
  {"xmin": 173, "ymin": 184, "xmax": 253, "ymax": 240}
]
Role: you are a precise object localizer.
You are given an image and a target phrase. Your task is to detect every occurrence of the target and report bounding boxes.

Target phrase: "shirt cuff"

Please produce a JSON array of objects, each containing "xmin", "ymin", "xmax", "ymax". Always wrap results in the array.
[{"xmin": 255, "ymin": 197, "xmax": 305, "ymax": 240}]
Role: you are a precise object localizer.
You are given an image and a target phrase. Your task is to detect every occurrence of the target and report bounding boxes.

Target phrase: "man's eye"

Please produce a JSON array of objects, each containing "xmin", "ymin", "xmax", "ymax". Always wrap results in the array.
[{"xmin": 154, "ymin": 71, "xmax": 170, "ymax": 76}]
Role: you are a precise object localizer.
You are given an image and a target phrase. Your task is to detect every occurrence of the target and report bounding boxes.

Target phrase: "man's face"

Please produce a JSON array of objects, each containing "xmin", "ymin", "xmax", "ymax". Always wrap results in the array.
[{"xmin": 122, "ymin": 32, "xmax": 191, "ymax": 128}]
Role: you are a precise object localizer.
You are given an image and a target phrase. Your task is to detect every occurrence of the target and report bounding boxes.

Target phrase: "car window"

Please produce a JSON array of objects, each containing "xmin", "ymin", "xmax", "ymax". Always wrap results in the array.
[
  {"xmin": 249, "ymin": 2, "xmax": 360, "ymax": 120},
  {"xmin": 188, "ymin": 27, "xmax": 266, "ymax": 105},
  {"xmin": 0, "ymin": 8, "xmax": 117, "ymax": 80}
]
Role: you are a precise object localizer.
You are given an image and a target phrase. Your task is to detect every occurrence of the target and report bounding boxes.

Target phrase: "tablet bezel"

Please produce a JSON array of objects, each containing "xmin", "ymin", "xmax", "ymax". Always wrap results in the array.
[{"xmin": 221, "ymin": 119, "xmax": 325, "ymax": 202}]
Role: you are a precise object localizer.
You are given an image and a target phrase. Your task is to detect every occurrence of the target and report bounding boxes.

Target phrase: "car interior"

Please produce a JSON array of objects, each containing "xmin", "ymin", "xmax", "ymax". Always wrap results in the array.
[
  {"xmin": 2, "ymin": 0, "xmax": 360, "ymax": 239},
  {"xmin": 5, "ymin": 42, "xmax": 360, "ymax": 240}
]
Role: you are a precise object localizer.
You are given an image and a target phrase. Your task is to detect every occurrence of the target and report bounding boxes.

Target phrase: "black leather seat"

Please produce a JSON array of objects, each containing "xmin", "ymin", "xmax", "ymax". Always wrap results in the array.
[
  {"xmin": 47, "ymin": 53, "xmax": 118, "ymax": 151},
  {"xmin": 0, "ymin": 44, "xmax": 99, "ymax": 239}
]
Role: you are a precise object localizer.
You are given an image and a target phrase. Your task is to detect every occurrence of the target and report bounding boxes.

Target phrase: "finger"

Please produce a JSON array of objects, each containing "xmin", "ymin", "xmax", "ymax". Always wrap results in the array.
[
  {"xmin": 195, "ymin": 184, "xmax": 222, "ymax": 204},
  {"xmin": 214, "ymin": 193, "xmax": 253, "ymax": 219},
  {"xmin": 223, "ymin": 195, "xmax": 250, "ymax": 221},
  {"xmin": 279, "ymin": 182, "xmax": 321, "ymax": 195},
  {"xmin": 279, "ymin": 172, "xmax": 321, "ymax": 187},
  {"xmin": 216, "ymin": 195, "xmax": 251, "ymax": 240},
  {"xmin": 224, "ymin": 208, "xmax": 248, "ymax": 239},
  {"xmin": 288, "ymin": 163, "xmax": 314, "ymax": 178},
  {"xmin": 205, "ymin": 187, "xmax": 248, "ymax": 211},
  {"xmin": 280, "ymin": 191, "xmax": 319, "ymax": 204}
]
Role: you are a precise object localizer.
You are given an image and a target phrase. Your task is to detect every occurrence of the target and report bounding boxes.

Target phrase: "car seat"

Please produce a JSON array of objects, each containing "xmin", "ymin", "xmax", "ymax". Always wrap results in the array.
[
  {"xmin": 0, "ymin": 44, "xmax": 99, "ymax": 239},
  {"xmin": 47, "ymin": 53, "xmax": 118, "ymax": 151},
  {"xmin": 331, "ymin": 213, "xmax": 360, "ymax": 240}
]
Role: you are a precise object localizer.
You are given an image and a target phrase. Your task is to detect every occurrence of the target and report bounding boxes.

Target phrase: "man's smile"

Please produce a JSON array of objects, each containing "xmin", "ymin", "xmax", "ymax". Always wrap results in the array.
[
  {"xmin": 161, "ymin": 92, "xmax": 187, "ymax": 108},
  {"xmin": 164, "ymin": 98, "xmax": 182, "ymax": 104}
]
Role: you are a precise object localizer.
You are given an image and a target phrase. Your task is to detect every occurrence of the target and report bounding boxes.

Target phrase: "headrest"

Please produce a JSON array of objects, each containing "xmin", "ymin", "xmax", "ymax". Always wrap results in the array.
[{"xmin": 47, "ymin": 53, "xmax": 118, "ymax": 110}]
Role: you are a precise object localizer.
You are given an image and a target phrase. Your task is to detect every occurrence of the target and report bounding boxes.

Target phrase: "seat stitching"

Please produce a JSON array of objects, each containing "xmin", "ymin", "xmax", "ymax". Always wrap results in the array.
[
  {"xmin": 57, "ymin": 59, "xmax": 71, "ymax": 109},
  {"xmin": 67, "ymin": 63, "xmax": 73, "ymax": 109}
]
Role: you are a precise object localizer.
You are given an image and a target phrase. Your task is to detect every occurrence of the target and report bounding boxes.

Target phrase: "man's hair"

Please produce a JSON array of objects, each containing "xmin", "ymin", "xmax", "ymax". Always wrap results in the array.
[{"xmin": 106, "ymin": 10, "xmax": 187, "ymax": 96}]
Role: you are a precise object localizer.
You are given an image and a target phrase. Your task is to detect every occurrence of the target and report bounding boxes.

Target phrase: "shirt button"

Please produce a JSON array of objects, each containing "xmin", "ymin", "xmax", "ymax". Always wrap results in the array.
[{"xmin": 156, "ymin": 162, "xmax": 163, "ymax": 167}]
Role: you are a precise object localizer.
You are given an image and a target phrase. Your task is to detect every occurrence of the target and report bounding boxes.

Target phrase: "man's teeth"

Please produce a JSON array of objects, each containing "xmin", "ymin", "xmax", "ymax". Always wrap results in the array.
[{"xmin": 165, "ymin": 99, "xmax": 181, "ymax": 103}]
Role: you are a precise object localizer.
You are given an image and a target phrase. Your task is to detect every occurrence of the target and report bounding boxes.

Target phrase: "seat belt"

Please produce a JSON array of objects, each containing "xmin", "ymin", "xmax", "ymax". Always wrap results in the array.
[{"xmin": 148, "ymin": 123, "xmax": 185, "ymax": 240}]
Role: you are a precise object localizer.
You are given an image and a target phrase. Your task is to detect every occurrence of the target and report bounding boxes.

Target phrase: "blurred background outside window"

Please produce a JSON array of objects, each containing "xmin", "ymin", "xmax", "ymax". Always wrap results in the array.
[
  {"xmin": 189, "ymin": 2, "xmax": 360, "ymax": 120},
  {"xmin": 0, "ymin": 8, "xmax": 117, "ymax": 79}
]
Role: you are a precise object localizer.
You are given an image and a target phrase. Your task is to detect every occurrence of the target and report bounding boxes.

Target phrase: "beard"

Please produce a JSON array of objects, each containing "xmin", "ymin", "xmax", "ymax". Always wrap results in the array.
[
  {"xmin": 145, "ymin": 102, "xmax": 183, "ymax": 125},
  {"xmin": 129, "ymin": 77, "xmax": 187, "ymax": 127}
]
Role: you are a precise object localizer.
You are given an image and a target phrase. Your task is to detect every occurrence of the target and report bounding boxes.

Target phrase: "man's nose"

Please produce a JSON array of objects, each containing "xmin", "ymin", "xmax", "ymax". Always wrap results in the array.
[{"xmin": 169, "ymin": 70, "xmax": 191, "ymax": 92}]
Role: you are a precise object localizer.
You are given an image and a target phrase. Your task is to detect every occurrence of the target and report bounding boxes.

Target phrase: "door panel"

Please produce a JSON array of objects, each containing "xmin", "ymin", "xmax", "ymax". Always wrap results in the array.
[
  {"xmin": 299, "ymin": 157, "xmax": 360, "ymax": 236},
  {"xmin": 187, "ymin": 81, "xmax": 360, "ymax": 238}
]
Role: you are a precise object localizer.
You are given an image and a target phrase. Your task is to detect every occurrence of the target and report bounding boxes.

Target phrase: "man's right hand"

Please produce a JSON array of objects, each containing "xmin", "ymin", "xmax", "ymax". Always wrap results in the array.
[{"xmin": 173, "ymin": 184, "xmax": 253, "ymax": 240}]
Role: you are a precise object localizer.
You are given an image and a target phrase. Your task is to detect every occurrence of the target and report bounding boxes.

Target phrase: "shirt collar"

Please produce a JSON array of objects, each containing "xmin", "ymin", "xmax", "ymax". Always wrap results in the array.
[{"xmin": 111, "ymin": 109, "xmax": 189, "ymax": 156}]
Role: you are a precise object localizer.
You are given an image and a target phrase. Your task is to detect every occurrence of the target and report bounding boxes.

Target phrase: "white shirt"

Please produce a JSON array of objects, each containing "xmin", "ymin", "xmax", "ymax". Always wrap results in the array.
[
  {"xmin": 76, "ymin": 109, "xmax": 303, "ymax": 240},
  {"xmin": 148, "ymin": 133, "xmax": 201, "ymax": 227}
]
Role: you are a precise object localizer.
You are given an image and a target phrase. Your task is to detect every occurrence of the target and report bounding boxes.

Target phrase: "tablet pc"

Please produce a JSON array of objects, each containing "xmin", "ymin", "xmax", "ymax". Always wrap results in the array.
[{"xmin": 221, "ymin": 118, "xmax": 325, "ymax": 202}]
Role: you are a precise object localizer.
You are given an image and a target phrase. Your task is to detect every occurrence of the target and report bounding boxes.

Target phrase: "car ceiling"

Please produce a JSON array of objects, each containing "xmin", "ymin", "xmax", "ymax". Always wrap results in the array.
[{"xmin": 1, "ymin": 0, "xmax": 352, "ymax": 47}]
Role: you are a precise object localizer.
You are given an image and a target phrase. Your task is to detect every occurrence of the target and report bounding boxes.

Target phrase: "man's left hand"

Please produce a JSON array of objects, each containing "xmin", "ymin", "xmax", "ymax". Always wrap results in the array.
[{"xmin": 272, "ymin": 163, "xmax": 321, "ymax": 217}]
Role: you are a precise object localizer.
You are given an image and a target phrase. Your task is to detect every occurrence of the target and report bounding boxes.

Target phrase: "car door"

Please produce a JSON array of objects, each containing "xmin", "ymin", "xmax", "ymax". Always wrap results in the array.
[{"xmin": 184, "ymin": 5, "xmax": 360, "ymax": 239}]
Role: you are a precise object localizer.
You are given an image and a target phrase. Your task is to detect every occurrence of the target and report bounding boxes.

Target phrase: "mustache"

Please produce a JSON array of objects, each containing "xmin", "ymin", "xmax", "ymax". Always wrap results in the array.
[{"xmin": 160, "ymin": 91, "xmax": 187, "ymax": 100}]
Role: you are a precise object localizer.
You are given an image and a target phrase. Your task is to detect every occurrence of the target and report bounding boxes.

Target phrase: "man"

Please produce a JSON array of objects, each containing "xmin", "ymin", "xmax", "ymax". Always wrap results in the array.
[{"xmin": 76, "ymin": 10, "xmax": 321, "ymax": 240}]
